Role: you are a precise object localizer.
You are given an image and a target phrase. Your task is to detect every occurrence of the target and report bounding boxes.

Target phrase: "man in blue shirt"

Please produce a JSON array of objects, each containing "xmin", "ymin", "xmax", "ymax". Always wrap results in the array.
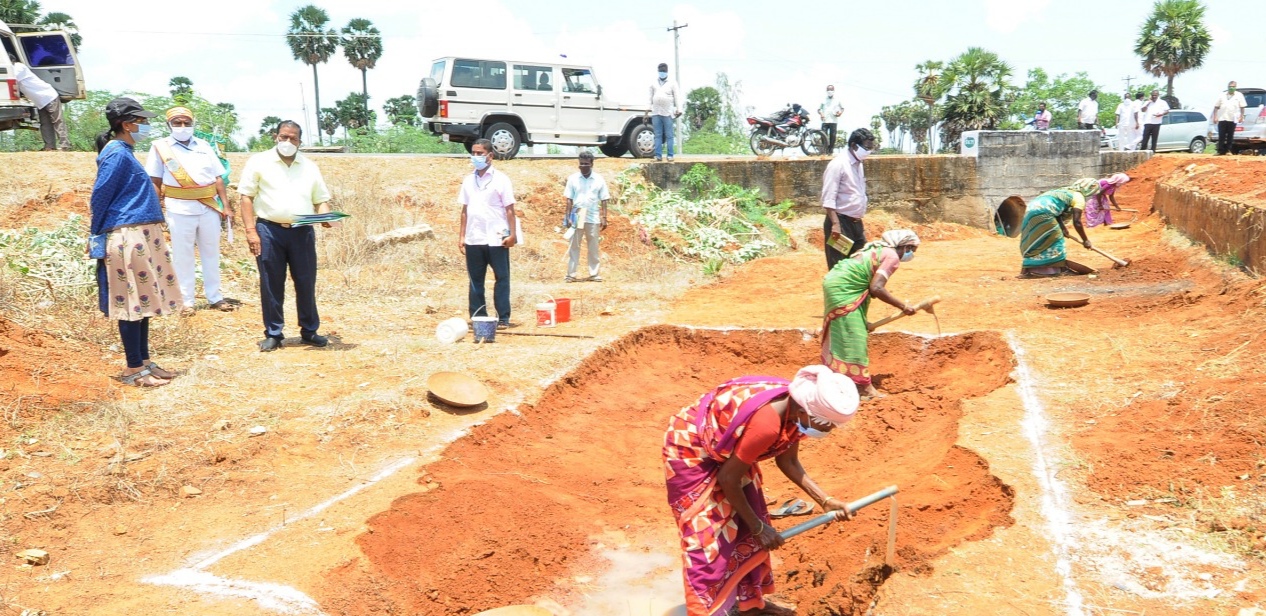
[{"xmin": 562, "ymin": 151, "xmax": 610, "ymax": 282}]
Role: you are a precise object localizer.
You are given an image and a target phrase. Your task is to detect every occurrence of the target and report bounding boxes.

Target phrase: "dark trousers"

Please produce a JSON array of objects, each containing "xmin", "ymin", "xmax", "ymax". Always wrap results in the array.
[
  {"xmin": 256, "ymin": 220, "xmax": 320, "ymax": 340},
  {"xmin": 118, "ymin": 318, "xmax": 150, "ymax": 368},
  {"xmin": 1141, "ymin": 123, "xmax": 1161, "ymax": 152},
  {"xmin": 822, "ymin": 123, "xmax": 838, "ymax": 152},
  {"xmin": 824, "ymin": 214, "xmax": 865, "ymax": 271},
  {"xmin": 1079, "ymin": 122, "xmax": 1096, "ymax": 130},
  {"xmin": 1217, "ymin": 120, "xmax": 1236, "ymax": 154},
  {"xmin": 465, "ymin": 244, "xmax": 511, "ymax": 323}
]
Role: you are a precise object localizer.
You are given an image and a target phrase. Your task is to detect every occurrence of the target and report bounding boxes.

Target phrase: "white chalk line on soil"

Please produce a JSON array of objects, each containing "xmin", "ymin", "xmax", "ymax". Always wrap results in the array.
[{"xmin": 1008, "ymin": 332, "xmax": 1086, "ymax": 616}]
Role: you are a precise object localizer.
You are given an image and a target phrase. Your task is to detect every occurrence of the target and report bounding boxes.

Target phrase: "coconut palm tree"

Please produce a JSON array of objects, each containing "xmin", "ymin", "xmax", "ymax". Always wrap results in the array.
[
  {"xmin": 169, "ymin": 76, "xmax": 194, "ymax": 104},
  {"xmin": 938, "ymin": 48, "xmax": 1014, "ymax": 149},
  {"xmin": 0, "ymin": 0, "xmax": 41, "ymax": 29},
  {"xmin": 913, "ymin": 61, "xmax": 945, "ymax": 153},
  {"xmin": 341, "ymin": 18, "xmax": 382, "ymax": 119},
  {"xmin": 37, "ymin": 11, "xmax": 79, "ymax": 48},
  {"xmin": 286, "ymin": 5, "xmax": 339, "ymax": 145},
  {"xmin": 1134, "ymin": 0, "xmax": 1211, "ymax": 104}
]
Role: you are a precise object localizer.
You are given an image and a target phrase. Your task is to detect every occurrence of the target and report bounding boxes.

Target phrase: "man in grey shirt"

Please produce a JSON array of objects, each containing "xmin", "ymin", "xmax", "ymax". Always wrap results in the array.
[{"xmin": 649, "ymin": 62, "xmax": 681, "ymax": 162}]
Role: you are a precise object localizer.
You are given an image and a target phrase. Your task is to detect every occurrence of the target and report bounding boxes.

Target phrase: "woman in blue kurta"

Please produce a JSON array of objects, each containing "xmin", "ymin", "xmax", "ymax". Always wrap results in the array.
[{"xmin": 90, "ymin": 98, "xmax": 181, "ymax": 387}]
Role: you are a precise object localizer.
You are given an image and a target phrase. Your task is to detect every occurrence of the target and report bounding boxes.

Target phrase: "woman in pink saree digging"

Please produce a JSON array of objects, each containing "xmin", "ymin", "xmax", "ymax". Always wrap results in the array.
[{"xmin": 663, "ymin": 366, "xmax": 860, "ymax": 615}]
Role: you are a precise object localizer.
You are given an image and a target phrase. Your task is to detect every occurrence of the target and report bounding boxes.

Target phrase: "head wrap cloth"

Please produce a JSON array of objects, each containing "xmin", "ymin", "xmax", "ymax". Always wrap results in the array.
[{"xmin": 788, "ymin": 365, "xmax": 859, "ymax": 426}]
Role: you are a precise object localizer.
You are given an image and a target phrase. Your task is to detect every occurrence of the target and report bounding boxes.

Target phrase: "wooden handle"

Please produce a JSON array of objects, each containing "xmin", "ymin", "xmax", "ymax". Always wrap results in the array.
[
  {"xmin": 1089, "ymin": 245, "xmax": 1130, "ymax": 267},
  {"xmin": 867, "ymin": 296, "xmax": 941, "ymax": 332}
]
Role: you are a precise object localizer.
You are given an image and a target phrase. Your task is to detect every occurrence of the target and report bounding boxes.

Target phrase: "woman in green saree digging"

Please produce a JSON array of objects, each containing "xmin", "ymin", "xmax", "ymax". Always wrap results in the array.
[
  {"xmin": 821, "ymin": 230, "xmax": 920, "ymax": 398},
  {"xmin": 1019, "ymin": 179, "xmax": 1099, "ymax": 277}
]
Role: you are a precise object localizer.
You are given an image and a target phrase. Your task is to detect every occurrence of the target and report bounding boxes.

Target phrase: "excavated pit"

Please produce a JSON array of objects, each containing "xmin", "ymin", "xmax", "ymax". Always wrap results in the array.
[{"xmin": 317, "ymin": 325, "xmax": 1019, "ymax": 615}]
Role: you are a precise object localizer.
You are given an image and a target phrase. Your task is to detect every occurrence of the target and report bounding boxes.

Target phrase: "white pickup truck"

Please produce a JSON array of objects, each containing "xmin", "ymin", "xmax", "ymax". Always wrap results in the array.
[
  {"xmin": 417, "ymin": 56, "xmax": 655, "ymax": 159},
  {"xmin": 0, "ymin": 20, "xmax": 85, "ymax": 132}
]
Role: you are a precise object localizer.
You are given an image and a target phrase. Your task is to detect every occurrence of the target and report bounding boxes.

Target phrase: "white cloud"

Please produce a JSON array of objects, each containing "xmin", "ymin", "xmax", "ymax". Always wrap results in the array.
[{"xmin": 983, "ymin": 0, "xmax": 1051, "ymax": 33}]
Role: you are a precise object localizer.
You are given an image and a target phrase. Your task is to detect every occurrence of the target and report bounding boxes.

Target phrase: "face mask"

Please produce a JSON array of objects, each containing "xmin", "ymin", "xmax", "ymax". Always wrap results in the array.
[
  {"xmin": 276, "ymin": 141, "xmax": 298, "ymax": 157},
  {"xmin": 1229, "ymin": 87, "xmax": 1237, "ymax": 93},
  {"xmin": 797, "ymin": 421, "xmax": 830, "ymax": 439},
  {"xmin": 658, "ymin": 71, "xmax": 668, "ymax": 80},
  {"xmin": 129, "ymin": 123, "xmax": 152, "ymax": 141},
  {"xmin": 471, "ymin": 154, "xmax": 489, "ymax": 170},
  {"xmin": 900, "ymin": 250, "xmax": 915, "ymax": 263},
  {"xmin": 826, "ymin": 91, "xmax": 834, "ymax": 97},
  {"xmin": 170, "ymin": 126, "xmax": 194, "ymax": 142},
  {"xmin": 852, "ymin": 145, "xmax": 871, "ymax": 161}
]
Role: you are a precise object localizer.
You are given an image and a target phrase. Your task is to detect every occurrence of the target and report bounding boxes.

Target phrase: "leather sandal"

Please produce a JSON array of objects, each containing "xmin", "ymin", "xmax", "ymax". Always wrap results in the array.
[
  {"xmin": 120, "ymin": 368, "xmax": 169, "ymax": 388},
  {"xmin": 208, "ymin": 301, "xmax": 237, "ymax": 312}
]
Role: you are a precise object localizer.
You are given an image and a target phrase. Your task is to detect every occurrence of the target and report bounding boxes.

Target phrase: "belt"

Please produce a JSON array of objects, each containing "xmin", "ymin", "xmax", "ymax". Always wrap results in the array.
[{"xmin": 258, "ymin": 218, "xmax": 292, "ymax": 229}]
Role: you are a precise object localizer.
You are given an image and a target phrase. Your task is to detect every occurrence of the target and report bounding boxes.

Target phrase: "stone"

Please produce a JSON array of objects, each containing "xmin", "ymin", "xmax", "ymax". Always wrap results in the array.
[
  {"xmin": 367, "ymin": 224, "xmax": 435, "ymax": 247},
  {"xmin": 249, "ymin": 426, "xmax": 268, "ymax": 437},
  {"xmin": 113, "ymin": 526, "xmax": 127, "ymax": 536},
  {"xmin": 212, "ymin": 420, "xmax": 230, "ymax": 431},
  {"xmin": 15, "ymin": 549, "xmax": 49, "ymax": 565},
  {"xmin": 181, "ymin": 485, "xmax": 203, "ymax": 498}
]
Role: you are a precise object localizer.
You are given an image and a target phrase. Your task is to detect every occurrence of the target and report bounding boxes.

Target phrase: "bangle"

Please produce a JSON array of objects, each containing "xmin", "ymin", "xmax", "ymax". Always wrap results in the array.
[{"xmin": 754, "ymin": 521, "xmax": 765, "ymax": 535}]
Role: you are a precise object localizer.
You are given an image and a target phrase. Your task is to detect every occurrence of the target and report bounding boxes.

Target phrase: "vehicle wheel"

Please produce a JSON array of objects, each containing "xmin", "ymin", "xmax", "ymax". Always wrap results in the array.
[
  {"xmin": 1188, "ymin": 137, "xmax": 1207, "ymax": 154},
  {"xmin": 416, "ymin": 78, "xmax": 439, "ymax": 118},
  {"xmin": 626, "ymin": 123, "xmax": 655, "ymax": 158},
  {"xmin": 462, "ymin": 141, "xmax": 475, "ymax": 154},
  {"xmin": 750, "ymin": 129, "xmax": 776, "ymax": 156},
  {"xmin": 485, "ymin": 123, "xmax": 521, "ymax": 160},
  {"xmin": 599, "ymin": 141, "xmax": 628, "ymax": 158},
  {"xmin": 801, "ymin": 130, "xmax": 829, "ymax": 156}
]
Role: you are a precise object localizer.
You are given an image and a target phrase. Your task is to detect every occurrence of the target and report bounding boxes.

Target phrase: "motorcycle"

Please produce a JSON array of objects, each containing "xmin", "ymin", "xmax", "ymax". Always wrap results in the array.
[{"xmin": 747, "ymin": 103, "xmax": 830, "ymax": 156}]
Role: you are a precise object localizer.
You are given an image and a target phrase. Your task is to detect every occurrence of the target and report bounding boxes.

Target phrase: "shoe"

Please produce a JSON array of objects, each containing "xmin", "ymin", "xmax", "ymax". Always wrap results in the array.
[
  {"xmin": 667, "ymin": 157, "xmax": 675, "ymax": 162},
  {"xmin": 301, "ymin": 334, "xmax": 329, "ymax": 347},
  {"xmin": 497, "ymin": 322, "xmax": 508, "ymax": 330},
  {"xmin": 588, "ymin": 275, "xmax": 603, "ymax": 282},
  {"xmin": 259, "ymin": 337, "xmax": 283, "ymax": 352},
  {"xmin": 653, "ymin": 157, "xmax": 662, "ymax": 162}
]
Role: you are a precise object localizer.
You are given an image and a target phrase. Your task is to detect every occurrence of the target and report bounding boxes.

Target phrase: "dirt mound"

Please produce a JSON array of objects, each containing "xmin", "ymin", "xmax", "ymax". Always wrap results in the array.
[
  {"xmin": 1114, "ymin": 156, "xmax": 1202, "ymax": 214},
  {"xmin": 0, "ymin": 316, "xmax": 113, "ymax": 430},
  {"xmin": 0, "ymin": 192, "xmax": 88, "ymax": 229},
  {"xmin": 1160, "ymin": 158, "xmax": 1266, "ymax": 208},
  {"xmin": 319, "ymin": 326, "xmax": 1016, "ymax": 615}
]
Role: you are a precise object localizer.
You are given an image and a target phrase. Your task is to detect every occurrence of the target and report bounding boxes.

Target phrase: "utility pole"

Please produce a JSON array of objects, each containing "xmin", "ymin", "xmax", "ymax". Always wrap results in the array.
[
  {"xmin": 1122, "ymin": 75, "xmax": 1135, "ymax": 94},
  {"xmin": 300, "ymin": 82, "xmax": 310, "ymax": 143},
  {"xmin": 668, "ymin": 21, "xmax": 688, "ymax": 157}
]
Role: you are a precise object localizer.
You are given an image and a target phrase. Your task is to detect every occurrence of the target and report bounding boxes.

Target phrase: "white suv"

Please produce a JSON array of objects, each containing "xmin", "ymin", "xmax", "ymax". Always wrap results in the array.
[
  {"xmin": 0, "ymin": 21, "xmax": 85, "ymax": 131},
  {"xmin": 417, "ymin": 57, "xmax": 655, "ymax": 159}
]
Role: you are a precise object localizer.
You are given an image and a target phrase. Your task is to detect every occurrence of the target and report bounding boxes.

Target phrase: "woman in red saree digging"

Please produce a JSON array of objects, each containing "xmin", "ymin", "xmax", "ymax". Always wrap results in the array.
[{"xmin": 664, "ymin": 365, "xmax": 860, "ymax": 615}]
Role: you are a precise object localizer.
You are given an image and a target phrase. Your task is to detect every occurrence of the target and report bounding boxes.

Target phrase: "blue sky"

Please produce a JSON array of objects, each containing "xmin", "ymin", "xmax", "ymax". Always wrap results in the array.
[{"xmin": 57, "ymin": 0, "xmax": 1254, "ymax": 142}]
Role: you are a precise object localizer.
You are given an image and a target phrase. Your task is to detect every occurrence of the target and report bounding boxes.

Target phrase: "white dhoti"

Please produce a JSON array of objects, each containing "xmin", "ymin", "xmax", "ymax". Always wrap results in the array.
[{"xmin": 166, "ymin": 208, "xmax": 225, "ymax": 306}]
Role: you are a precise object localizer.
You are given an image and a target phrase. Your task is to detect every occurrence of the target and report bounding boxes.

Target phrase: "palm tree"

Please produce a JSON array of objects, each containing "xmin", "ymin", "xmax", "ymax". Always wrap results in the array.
[
  {"xmin": 341, "ymin": 18, "xmax": 382, "ymax": 118},
  {"xmin": 169, "ymin": 76, "xmax": 194, "ymax": 104},
  {"xmin": 38, "ymin": 11, "xmax": 79, "ymax": 48},
  {"xmin": 938, "ymin": 48, "xmax": 1014, "ymax": 149},
  {"xmin": 1134, "ymin": 0, "xmax": 1211, "ymax": 103},
  {"xmin": 0, "ymin": 0, "xmax": 41, "ymax": 29},
  {"xmin": 286, "ymin": 5, "xmax": 340, "ymax": 145},
  {"xmin": 913, "ymin": 61, "xmax": 945, "ymax": 153}
]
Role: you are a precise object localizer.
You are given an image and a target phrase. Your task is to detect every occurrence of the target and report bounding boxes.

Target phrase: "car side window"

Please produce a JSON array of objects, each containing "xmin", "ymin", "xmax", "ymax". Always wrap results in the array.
[
  {"xmin": 561, "ymin": 68, "xmax": 596, "ymax": 94},
  {"xmin": 452, "ymin": 60, "xmax": 506, "ymax": 90},
  {"xmin": 20, "ymin": 35, "xmax": 73, "ymax": 67},
  {"xmin": 1188, "ymin": 112, "xmax": 1206, "ymax": 123},
  {"xmin": 1244, "ymin": 93, "xmax": 1266, "ymax": 108},
  {"xmin": 514, "ymin": 65, "xmax": 552, "ymax": 91}
]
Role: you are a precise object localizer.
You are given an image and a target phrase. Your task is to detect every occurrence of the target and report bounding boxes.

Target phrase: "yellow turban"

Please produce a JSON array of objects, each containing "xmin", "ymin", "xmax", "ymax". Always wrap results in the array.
[{"xmin": 165, "ymin": 107, "xmax": 194, "ymax": 122}]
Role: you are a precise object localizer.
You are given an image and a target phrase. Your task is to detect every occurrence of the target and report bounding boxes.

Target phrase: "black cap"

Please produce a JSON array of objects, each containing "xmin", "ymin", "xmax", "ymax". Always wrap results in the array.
[
  {"xmin": 658, "ymin": 63, "xmax": 668, "ymax": 70},
  {"xmin": 104, "ymin": 97, "xmax": 156, "ymax": 124}
]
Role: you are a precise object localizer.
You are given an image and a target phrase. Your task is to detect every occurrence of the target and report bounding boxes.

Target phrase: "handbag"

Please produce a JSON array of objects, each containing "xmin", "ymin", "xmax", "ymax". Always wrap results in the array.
[{"xmin": 88, "ymin": 233, "xmax": 107, "ymax": 259}]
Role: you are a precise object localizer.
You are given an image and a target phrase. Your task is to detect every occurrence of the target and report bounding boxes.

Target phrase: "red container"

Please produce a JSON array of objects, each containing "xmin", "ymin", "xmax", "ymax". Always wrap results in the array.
[{"xmin": 554, "ymin": 298, "xmax": 571, "ymax": 323}]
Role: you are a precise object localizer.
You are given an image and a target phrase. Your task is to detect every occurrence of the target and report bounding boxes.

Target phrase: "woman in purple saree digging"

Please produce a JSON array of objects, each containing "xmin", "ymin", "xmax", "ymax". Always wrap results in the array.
[{"xmin": 663, "ymin": 365, "xmax": 860, "ymax": 616}]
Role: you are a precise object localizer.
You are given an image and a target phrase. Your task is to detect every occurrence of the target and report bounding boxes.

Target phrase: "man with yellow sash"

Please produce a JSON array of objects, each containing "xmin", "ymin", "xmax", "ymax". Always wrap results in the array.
[{"xmin": 145, "ymin": 106, "xmax": 235, "ymax": 313}]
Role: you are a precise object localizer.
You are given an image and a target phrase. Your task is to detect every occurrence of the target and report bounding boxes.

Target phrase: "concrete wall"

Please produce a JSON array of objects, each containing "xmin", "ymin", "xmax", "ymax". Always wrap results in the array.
[
  {"xmin": 1154, "ymin": 183, "xmax": 1266, "ymax": 275},
  {"xmin": 640, "ymin": 134, "xmax": 1150, "ymax": 228}
]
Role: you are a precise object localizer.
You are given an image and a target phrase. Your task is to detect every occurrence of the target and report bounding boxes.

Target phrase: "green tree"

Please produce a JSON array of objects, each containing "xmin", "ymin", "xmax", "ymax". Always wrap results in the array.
[
  {"xmin": 938, "ymin": 47, "xmax": 1014, "ymax": 149},
  {"xmin": 258, "ymin": 115, "xmax": 283, "ymax": 138},
  {"xmin": 37, "ymin": 11, "xmax": 78, "ymax": 48},
  {"xmin": 286, "ymin": 5, "xmax": 340, "ymax": 145},
  {"xmin": 341, "ymin": 18, "xmax": 382, "ymax": 118},
  {"xmin": 168, "ymin": 76, "xmax": 193, "ymax": 104},
  {"xmin": 1135, "ymin": 0, "xmax": 1211, "ymax": 105},
  {"xmin": 0, "ymin": 0, "xmax": 41, "ymax": 30},
  {"xmin": 318, "ymin": 107, "xmax": 339, "ymax": 141},
  {"xmin": 685, "ymin": 86, "xmax": 723, "ymax": 132},
  {"xmin": 383, "ymin": 95, "xmax": 418, "ymax": 126},
  {"xmin": 334, "ymin": 92, "xmax": 374, "ymax": 136},
  {"xmin": 682, "ymin": 73, "xmax": 748, "ymax": 154}
]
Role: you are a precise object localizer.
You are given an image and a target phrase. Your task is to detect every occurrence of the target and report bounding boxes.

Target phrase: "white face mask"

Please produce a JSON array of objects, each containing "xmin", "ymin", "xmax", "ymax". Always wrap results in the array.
[
  {"xmin": 826, "ymin": 90, "xmax": 834, "ymax": 97},
  {"xmin": 852, "ymin": 145, "xmax": 871, "ymax": 161},
  {"xmin": 276, "ymin": 141, "xmax": 298, "ymax": 157},
  {"xmin": 170, "ymin": 126, "xmax": 194, "ymax": 142}
]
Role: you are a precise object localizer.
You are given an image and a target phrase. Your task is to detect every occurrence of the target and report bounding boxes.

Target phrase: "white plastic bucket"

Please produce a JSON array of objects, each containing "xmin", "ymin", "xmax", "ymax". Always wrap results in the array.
[{"xmin": 435, "ymin": 317, "xmax": 468, "ymax": 344}]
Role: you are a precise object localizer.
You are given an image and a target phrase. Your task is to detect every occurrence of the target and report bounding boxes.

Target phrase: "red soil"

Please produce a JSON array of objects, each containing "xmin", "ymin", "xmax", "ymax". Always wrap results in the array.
[
  {"xmin": 0, "ymin": 316, "xmax": 113, "ymax": 433},
  {"xmin": 319, "ymin": 327, "xmax": 1016, "ymax": 615}
]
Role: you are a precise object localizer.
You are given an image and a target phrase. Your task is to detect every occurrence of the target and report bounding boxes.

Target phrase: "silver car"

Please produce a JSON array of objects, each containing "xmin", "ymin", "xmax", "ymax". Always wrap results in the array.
[
  {"xmin": 1225, "ymin": 87, "xmax": 1266, "ymax": 154},
  {"xmin": 1149, "ymin": 110, "xmax": 1209, "ymax": 153}
]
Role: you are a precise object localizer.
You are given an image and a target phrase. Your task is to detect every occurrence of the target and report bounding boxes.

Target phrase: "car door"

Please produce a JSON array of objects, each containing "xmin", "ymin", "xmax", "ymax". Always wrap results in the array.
[
  {"xmin": 1157, "ymin": 111, "xmax": 1183, "ymax": 150},
  {"xmin": 556, "ymin": 67, "xmax": 603, "ymax": 143},
  {"xmin": 16, "ymin": 32, "xmax": 83, "ymax": 100},
  {"xmin": 447, "ymin": 59, "xmax": 507, "ymax": 125},
  {"xmin": 511, "ymin": 64, "xmax": 556, "ymax": 141}
]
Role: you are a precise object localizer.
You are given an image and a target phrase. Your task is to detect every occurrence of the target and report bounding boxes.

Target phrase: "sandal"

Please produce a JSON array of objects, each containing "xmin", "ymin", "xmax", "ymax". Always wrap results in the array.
[
  {"xmin": 120, "ymin": 368, "xmax": 169, "ymax": 388},
  {"xmin": 588, "ymin": 275, "xmax": 603, "ymax": 282},
  {"xmin": 208, "ymin": 301, "xmax": 237, "ymax": 312},
  {"xmin": 145, "ymin": 362, "xmax": 177, "ymax": 379},
  {"xmin": 769, "ymin": 499, "xmax": 814, "ymax": 518},
  {"xmin": 565, "ymin": 276, "xmax": 580, "ymax": 283}
]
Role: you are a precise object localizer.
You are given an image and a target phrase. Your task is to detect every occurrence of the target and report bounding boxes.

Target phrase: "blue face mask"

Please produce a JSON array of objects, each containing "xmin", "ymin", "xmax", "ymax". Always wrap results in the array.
[
  {"xmin": 900, "ymin": 250, "xmax": 915, "ymax": 263},
  {"xmin": 658, "ymin": 71, "xmax": 669, "ymax": 80},
  {"xmin": 471, "ymin": 154, "xmax": 489, "ymax": 170},
  {"xmin": 797, "ymin": 421, "xmax": 830, "ymax": 439},
  {"xmin": 129, "ymin": 122, "xmax": 152, "ymax": 141}
]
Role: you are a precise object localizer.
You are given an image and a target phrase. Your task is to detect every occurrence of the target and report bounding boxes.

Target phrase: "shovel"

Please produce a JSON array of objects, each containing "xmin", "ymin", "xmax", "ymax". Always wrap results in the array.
[
  {"xmin": 780, "ymin": 485, "xmax": 900, "ymax": 566},
  {"xmin": 1085, "ymin": 244, "xmax": 1131, "ymax": 267},
  {"xmin": 867, "ymin": 297, "xmax": 941, "ymax": 333}
]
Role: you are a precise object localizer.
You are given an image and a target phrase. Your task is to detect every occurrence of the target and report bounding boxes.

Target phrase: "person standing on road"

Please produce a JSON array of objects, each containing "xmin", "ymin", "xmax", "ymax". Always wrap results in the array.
[
  {"xmin": 818, "ymin": 85, "xmax": 843, "ymax": 153},
  {"xmin": 9, "ymin": 53, "xmax": 70, "ymax": 151},
  {"xmin": 820, "ymin": 128, "xmax": 876, "ymax": 270},
  {"xmin": 1139, "ymin": 90, "xmax": 1170, "ymax": 152},
  {"xmin": 1115, "ymin": 92, "xmax": 1139, "ymax": 151},
  {"xmin": 1212, "ymin": 81, "xmax": 1247, "ymax": 155},
  {"xmin": 145, "ymin": 107, "xmax": 235, "ymax": 314},
  {"xmin": 89, "ymin": 97, "xmax": 181, "ymax": 387},
  {"xmin": 1033, "ymin": 102, "xmax": 1052, "ymax": 130},
  {"xmin": 649, "ymin": 62, "xmax": 681, "ymax": 162},
  {"xmin": 237, "ymin": 120, "xmax": 335, "ymax": 352},
  {"xmin": 563, "ymin": 150, "xmax": 609, "ymax": 283},
  {"xmin": 1077, "ymin": 90, "xmax": 1099, "ymax": 130},
  {"xmin": 459, "ymin": 138, "xmax": 519, "ymax": 328}
]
